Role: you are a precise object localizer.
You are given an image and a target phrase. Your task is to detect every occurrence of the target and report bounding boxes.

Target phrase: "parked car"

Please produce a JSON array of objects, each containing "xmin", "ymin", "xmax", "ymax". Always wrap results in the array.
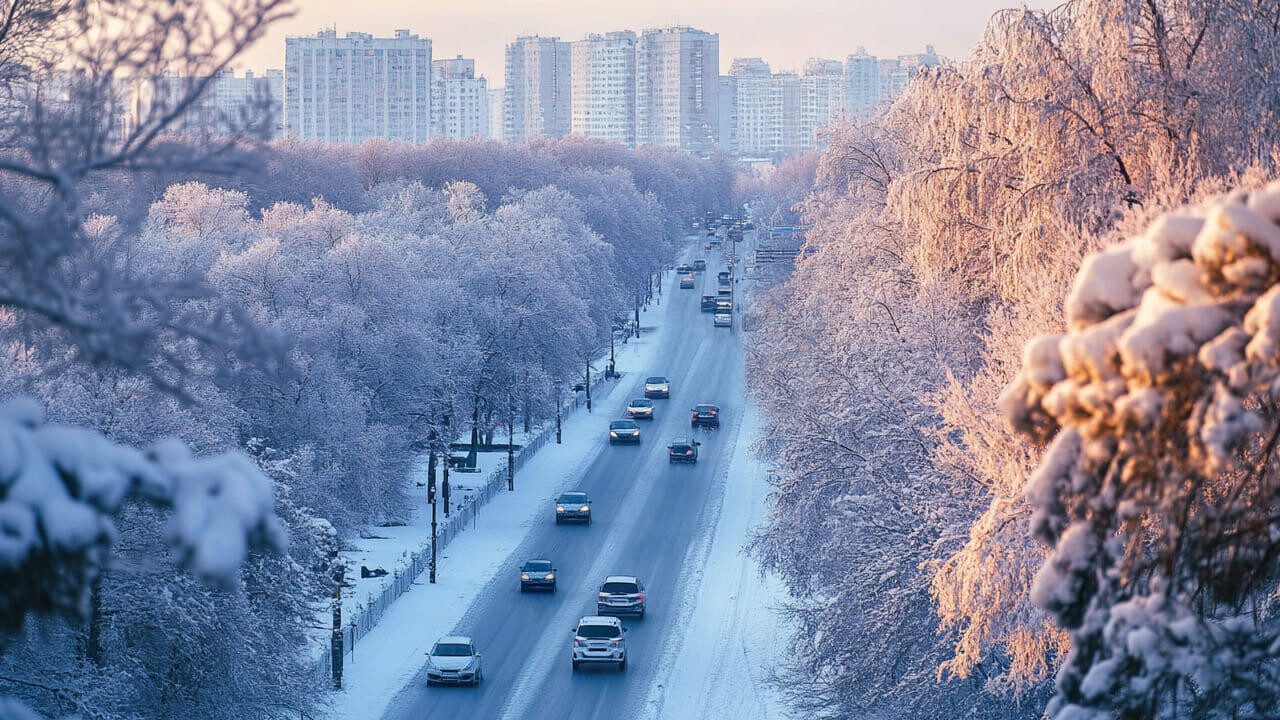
[
  {"xmin": 627, "ymin": 398, "xmax": 655, "ymax": 419},
  {"xmin": 596, "ymin": 576, "xmax": 646, "ymax": 618},
  {"xmin": 713, "ymin": 312, "xmax": 732, "ymax": 328},
  {"xmin": 717, "ymin": 287, "xmax": 732, "ymax": 299},
  {"xmin": 700, "ymin": 295, "xmax": 718, "ymax": 312},
  {"xmin": 715, "ymin": 298, "xmax": 732, "ymax": 312},
  {"xmin": 424, "ymin": 636, "xmax": 483, "ymax": 685},
  {"xmin": 644, "ymin": 376, "xmax": 670, "ymax": 398},
  {"xmin": 691, "ymin": 403, "xmax": 721, "ymax": 427},
  {"xmin": 717, "ymin": 271, "xmax": 730, "ymax": 285},
  {"xmin": 571, "ymin": 616, "xmax": 628, "ymax": 671},
  {"xmin": 668, "ymin": 438, "xmax": 701, "ymax": 464},
  {"xmin": 609, "ymin": 419, "xmax": 641, "ymax": 445},
  {"xmin": 520, "ymin": 559, "xmax": 557, "ymax": 592},
  {"xmin": 555, "ymin": 491, "xmax": 591, "ymax": 524}
]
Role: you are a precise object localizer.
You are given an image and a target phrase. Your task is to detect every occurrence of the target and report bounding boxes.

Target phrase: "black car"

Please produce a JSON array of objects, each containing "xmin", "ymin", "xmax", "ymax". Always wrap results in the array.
[
  {"xmin": 717, "ymin": 271, "xmax": 731, "ymax": 286},
  {"xmin": 675, "ymin": 263, "xmax": 694, "ymax": 275},
  {"xmin": 700, "ymin": 295, "xmax": 718, "ymax": 312},
  {"xmin": 693, "ymin": 259, "xmax": 707, "ymax": 271},
  {"xmin": 609, "ymin": 419, "xmax": 641, "ymax": 445},
  {"xmin": 555, "ymin": 491, "xmax": 591, "ymax": 524},
  {"xmin": 668, "ymin": 438, "xmax": 701, "ymax": 464},
  {"xmin": 691, "ymin": 404, "xmax": 720, "ymax": 428},
  {"xmin": 520, "ymin": 559, "xmax": 557, "ymax": 592}
]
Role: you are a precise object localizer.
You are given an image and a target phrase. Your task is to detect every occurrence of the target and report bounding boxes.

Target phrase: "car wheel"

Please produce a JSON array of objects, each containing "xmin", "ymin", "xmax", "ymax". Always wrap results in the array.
[
  {"xmin": 572, "ymin": 660, "xmax": 580, "ymax": 671},
  {"xmin": 555, "ymin": 517, "xmax": 562, "ymax": 525},
  {"xmin": 619, "ymin": 657, "xmax": 627, "ymax": 671},
  {"xmin": 639, "ymin": 609, "xmax": 646, "ymax": 620},
  {"xmin": 520, "ymin": 584, "xmax": 526, "ymax": 593}
]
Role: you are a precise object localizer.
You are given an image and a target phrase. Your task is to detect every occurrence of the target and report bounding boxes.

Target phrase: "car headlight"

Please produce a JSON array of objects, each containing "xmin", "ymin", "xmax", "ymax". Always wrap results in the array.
[
  {"xmin": 544, "ymin": 573, "xmax": 555, "ymax": 580},
  {"xmin": 521, "ymin": 573, "xmax": 530, "ymax": 580},
  {"xmin": 610, "ymin": 431, "xmax": 618, "ymax": 437},
  {"xmin": 580, "ymin": 505, "xmax": 590, "ymax": 512},
  {"xmin": 556, "ymin": 505, "xmax": 565, "ymax": 512}
]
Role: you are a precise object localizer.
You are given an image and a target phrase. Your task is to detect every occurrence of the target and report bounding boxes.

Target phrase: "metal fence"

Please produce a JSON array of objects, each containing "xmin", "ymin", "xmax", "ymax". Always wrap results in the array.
[{"xmin": 312, "ymin": 371, "xmax": 621, "ymax": 682}]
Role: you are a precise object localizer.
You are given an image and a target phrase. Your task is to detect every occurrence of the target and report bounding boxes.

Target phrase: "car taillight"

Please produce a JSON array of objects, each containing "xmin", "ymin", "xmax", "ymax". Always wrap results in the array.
[
  {"xmin": 612, "ymin": 638, "xmax": 624, "ymax": 644},
  {"xmin": 636, "ymin": 593, "xmax": 644, "ymax": 602},
  {"xmin": 686, "ymin": 450, "xmax": 693, "ymax": 455},
  {"xmin": 599, "ymin": 592, "xmax": 608, "ymax": 600}
]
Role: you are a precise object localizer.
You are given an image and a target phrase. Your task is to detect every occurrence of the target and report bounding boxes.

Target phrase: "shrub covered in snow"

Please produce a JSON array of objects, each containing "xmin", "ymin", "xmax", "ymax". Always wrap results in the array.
[{"xmin": 1004, "ymin": 184, "xmax": 1280, "ymax": 718}]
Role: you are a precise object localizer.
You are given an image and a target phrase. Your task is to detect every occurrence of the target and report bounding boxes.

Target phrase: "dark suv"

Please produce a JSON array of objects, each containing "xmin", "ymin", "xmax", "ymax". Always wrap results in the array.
[
  {"xmin": 693, "ymin": 259, "xmax": 707, "ymax": 271},
  {"xmin": 700, "ymin": 295, "xmax": 718, "ymax": 312},
  {"xmin": 667, "ymin": 438, "xmax": 701, "ymax": 464},
  {"xmin": 691, "ymin": 404, "xmax": 720, "ymax": 428},
  {"xmin": 555, "ymin": 491, "xmax": 591, "ymax": 524}
]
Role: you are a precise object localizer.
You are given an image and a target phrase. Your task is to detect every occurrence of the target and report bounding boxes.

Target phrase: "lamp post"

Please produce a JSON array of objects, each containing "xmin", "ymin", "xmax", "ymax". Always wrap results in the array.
[
  {"xmin": 585, "ymin": 358, "xmax": 592, "ymax": 413},
  {"xmin": 428, "ymin": 445, "xmax": 437, "ymax": 584},
  {"xmin": 554, "ymin": 379, "xmax": 563, "ymax": 444}
]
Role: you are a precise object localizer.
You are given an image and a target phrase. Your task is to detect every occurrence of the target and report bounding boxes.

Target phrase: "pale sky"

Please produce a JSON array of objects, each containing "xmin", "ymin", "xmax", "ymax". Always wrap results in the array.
[{"xmin": 239, "ymin": 0, "xmax": 1044, "ymax": 80}]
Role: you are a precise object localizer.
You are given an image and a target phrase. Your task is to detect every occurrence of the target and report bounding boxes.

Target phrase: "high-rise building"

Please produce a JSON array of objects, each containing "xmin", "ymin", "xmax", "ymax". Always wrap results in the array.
[
  {"xmin": 135, "ymin": 69, "xmax": 283, "ymax": 139},
  {"xmin": 799, "ymin": 58, "xmax": 844, "ymax": 150},
  {"xmin": 570, "ymin": 31, "xmax": 637, "ymax": 146},
  {"xmin": 772, "ymin": 71, "xmax": 802, "ymax": 157},
  {"xmin": 285, "ymin": 29, "xmax": 431, "ymax": 144},
  {"xmin": 844, "ymin": 47, "xmax": 880, "ymax": 121},
  {"xmin": 487, "ymin": 87, "xmax": 504, "ymax": 141},
  {"xmin": 716, "ymin": 75, "xmax": 735, "ymax": 154},
  {"xmin": 635, "ymin": 26, "xmax": 719, "ymax": 154},
  {"xmin": 504, "ymin": 35, "xmax": 571, "ymax": 142},
  {"xmin": 729, "ymin": 58, "xmax": 772, "ymax": 158},
  {"xmin": 432, "ymin": 55, "xmax": 488, "ymax": 139}
]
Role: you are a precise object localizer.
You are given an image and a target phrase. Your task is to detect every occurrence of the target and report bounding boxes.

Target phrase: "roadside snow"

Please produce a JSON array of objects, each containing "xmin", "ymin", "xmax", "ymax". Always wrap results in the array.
[{"xmin": 323, "ymin": 272, "xmax": 675, "ymax": 720}]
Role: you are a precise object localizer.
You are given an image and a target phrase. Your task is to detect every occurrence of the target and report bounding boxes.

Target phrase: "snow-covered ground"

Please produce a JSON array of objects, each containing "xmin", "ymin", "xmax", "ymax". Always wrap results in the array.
[
  {"xmin": 642, "ymin": 397, "xmax": 792, "ymax": 720},
  {"xmin": 323, "ymin": 282, "xmax": 675, "ymax": 720}
]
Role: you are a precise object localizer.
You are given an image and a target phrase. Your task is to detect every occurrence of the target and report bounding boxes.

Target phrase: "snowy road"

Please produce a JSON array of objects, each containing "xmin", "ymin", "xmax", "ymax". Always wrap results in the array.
[{"xmin": 377, "ymin": 245, "xmax": 771, "ymax": 720}]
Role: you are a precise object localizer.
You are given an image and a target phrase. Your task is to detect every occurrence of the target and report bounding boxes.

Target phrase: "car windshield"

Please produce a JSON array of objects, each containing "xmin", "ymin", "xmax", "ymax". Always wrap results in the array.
[
  {"xmin": 671, "ymin": 444, "xmax": 691, "ymax": 453},
  {"xmin": 696, "ymin": 405, "xmax": 716, "ymax": 412},
  {"xmin": 576, "ymin": 624, "xmax": 621, "ymax": 639},
  {"xmin": 559, "ymin": 493, "xmax": 587, "ymax": 504},
  {"xmin": 630, "ymin": 399, "xmax": 652, "ymax": 407},
  {"xmin": 601, "ymin": 582, "xmax": 639, "ymax": 594},
  {"xmin": 523, "ymin": 561, "xmax": 552, "ymax": 572},
  {"xmin": 611, "ymin": 421, "xmax": 638, "ymax": 430},
  {"xmin": 646, "ymin": 377, "xmax": 666, "ymax": 384},
  {"xmin": 432, "ymin": 643, "xmax": 472, "ymax": 657}
]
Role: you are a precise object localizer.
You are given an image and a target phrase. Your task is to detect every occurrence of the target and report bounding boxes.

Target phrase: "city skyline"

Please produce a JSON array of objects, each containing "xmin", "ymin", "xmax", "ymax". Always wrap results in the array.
[{"xmin": 233, "ymin": 0, "xmax": 1043, "ymax": 82}]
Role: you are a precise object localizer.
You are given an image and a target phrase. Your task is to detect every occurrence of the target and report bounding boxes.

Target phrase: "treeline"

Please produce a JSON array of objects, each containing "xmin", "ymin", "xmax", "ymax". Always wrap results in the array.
[
  {"xmin": 0, "ymin": 136, "xmax": 732, "ymax": 719},
  {"xmin": 746, "ymin": 0, "xmax": 1280, "ymax": 718}
]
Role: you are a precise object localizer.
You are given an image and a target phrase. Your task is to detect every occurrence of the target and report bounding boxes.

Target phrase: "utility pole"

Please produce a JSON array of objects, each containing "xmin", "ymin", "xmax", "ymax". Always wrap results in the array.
[
  {"xmin": 331, "ymin": 567, "xmax": 343, "ymax": 689},
  {"xmin": 507, "ymin": 391, "xmax": 515, "ymax": 491},
  {"xmin": 442, "ymin": 460, "xmax": 451, "ymax": 518},
  {"xmin": 585, "ymin": 358, "xmax": 592, "ymax": 413}
]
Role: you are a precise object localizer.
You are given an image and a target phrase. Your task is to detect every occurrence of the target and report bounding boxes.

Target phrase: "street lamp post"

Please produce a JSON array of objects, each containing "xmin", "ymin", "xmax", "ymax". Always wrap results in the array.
[
  {"xmin": 585, "ymin": 358, "xmax": 592, "ymax": 413},
  {"xmin": 554, "ymin": 379, "xmax": 563, "ymax": 444},
  {"xmin": 428, "ymin": 448, "xmax": 437, "ymax": 584}
]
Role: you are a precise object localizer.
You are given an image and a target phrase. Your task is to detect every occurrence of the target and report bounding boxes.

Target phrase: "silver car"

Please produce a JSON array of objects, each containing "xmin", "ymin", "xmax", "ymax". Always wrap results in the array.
[
  {"xmin": 713, "ymin": 312, "xmax": 732, "ymax": 327},
  {"xmin": 597, "ymin": 575, "xmax": 646, "ymax": 618},
  {"xmin": 571, "ymin": 616, "xmax": 627, "ymax": 671},
  {"xmin": 626, "ymin": 398, "xmax": 655, "ymax": 419},
  {"xmin": 424, "ymin": 636, "xmax": 483, "ymax": 685},
  {"xmin": 644, "ymin": 376, "xmax": 670, "ymax": 398}
]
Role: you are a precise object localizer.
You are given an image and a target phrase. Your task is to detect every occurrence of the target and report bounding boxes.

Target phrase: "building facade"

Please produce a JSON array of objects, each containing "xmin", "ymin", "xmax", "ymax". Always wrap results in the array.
[
  {"xmin": 134, "ymin": 69, "xmax": 283, "ymax": 139},
  {"xmin": 486, "ymin": 87, "xmax": 504, "ymax": 141},
  {"xmin": 716, "ymin": 75, "xmax": 735, "ymax": 154},
  {"xmin": 284, "ymin": 29, "xmax": 431, "ymax": 144},
  {"xmin": 635, "ymin": 26, "xmax": 719, "ymax": 154},
  {"xmin": 570, "ymin": 31, "xmax": 637, "ymax": 146},
  {"xmin": 503, "ymin": 35, "xmax": 571, "ymax": 142},
  {"xmin": 728, "ymin": 58, "xmax": 772, "ymax": 158},
  {"xmin": 799, "ymin": 58, "xmax": 844, "ymax": 150},
  {"xmin": 432, "ymin": 55, "xmax": 488, "ymax": 139},
  {"xmin": 844, "ymin": 47, "xmax": 880, "ymax": 121}
]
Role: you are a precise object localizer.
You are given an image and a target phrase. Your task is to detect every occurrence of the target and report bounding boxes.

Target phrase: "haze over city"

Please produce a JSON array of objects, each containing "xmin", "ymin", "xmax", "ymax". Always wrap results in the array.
[{"xmin": 238, "ymin": 0, "xmax": 1038, "ymax": 78}]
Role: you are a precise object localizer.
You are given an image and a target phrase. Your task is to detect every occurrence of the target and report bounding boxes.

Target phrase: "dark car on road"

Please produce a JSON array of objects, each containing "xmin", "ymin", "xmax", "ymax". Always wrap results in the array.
[
  {"xmin": 609, "ymin": 419, "xmax": 641, "ymax": 445},
  {"xmin": 668, "ymin": 438, "xmax": 701, "ymax": 464},
  {"xmin": 717, "ymin": 271, "xmax": 730, "ymax": 286},
  {"xmin": 675, "ymin": 263, "xmax": 694, "ymax": 275},
  {"xmin": 693, "ymin": 258, "xmax": 707, "ymax": 271},
  {"xmin": 700, "ymin": 295, "xmax": 718, "ymax": 312},
  {"xmin": 692, "ymin": 403, "xmax": 721, "ymax": 427},
  {"xmin": 555, "ymin": 491, "xmax": 591, "ymax": 524},
  {"xmin": 596, "ymin": 576, "xmax": 646, "ymax": 618},
  {"xmin": 520, "ymin": 559, "xmax": 557, "ymax": 592}
]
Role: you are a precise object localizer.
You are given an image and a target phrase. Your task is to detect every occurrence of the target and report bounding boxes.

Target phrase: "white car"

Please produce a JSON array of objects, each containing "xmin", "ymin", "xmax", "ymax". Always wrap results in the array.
[
  {"xmin": 713, "ymin": 312, "xmax": 732, "ymax": 327},
  {"xmin": 644, "ymin": 376, "xmax": 670, "ymax": 398},
  {"xmin": 424, "ymin": 636, "xmax": 483, "ymax": 685},
  {"xmin": 627, "ymin": 397, "xmax": 655, "ymax": 419},
  {"xmin": 571, "ymin": 616, "xmax": 627, "ymax": 671}
]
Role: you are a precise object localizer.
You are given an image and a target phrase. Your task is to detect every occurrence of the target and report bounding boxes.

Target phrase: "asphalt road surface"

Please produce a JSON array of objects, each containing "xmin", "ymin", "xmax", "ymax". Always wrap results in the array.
[{"xmin": 380, "ymin": 238, "xmax": 749, "ymax": 720}]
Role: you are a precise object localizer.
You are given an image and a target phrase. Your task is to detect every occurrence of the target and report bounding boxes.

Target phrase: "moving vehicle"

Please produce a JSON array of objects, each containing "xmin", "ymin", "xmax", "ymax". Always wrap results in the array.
[
  {"xmin": 609, "ymin": 419, "xmax": 642, "ymax": 445},
  {"xmin": 701, "ymin": 295, "xmax": 718, "ymax": 312},
  {"xmin": 626, "ymin": 398, "xmax": 655, "ymax": 419},
  {"xmin": 555, "ymin": 491, "xmax": 592, "ymax": 524},
  {"xmin": 691, "ymin": 403, "xmax": 721, "ymax": 427},
  {"xmin": 425, "ymin": 636, "xmax": 483, "ymax": 685},
  {"xmin": 596, "ymin": 576, "xmax": 646, "ymax": 617},
  {"xmin": 713, "ymin": 312, "xmax": 732, "ymax": 328},
  {"xmin": 668, "ymin": 438, "xmax": 701, "ymax": 464},
  {"xmin": 520, "ymin": 559, "xmax": 557, "ymax": 592},
  {"xmin": 644, "ymin": 376, "xmax": 670, "ymax": 398},
  {"xmin": 675, "ymin": 263, "xmax": 694, "ymax": 275},
  {"xmin": 679, "ymin": 275, "xmax": 695, "ymax": 289},
  {"xmin": 571, "ymin": 616, "xmax": 628, "ymax": 671}
]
